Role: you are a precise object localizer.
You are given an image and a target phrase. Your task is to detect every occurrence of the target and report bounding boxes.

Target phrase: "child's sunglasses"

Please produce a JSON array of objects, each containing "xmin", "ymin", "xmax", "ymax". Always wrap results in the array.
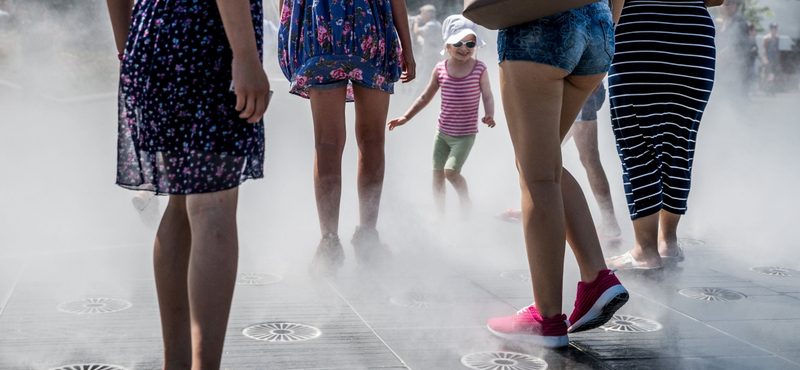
[{"xmin": 451, "ymin": 40, "xmax": 477, "ymax": 49}]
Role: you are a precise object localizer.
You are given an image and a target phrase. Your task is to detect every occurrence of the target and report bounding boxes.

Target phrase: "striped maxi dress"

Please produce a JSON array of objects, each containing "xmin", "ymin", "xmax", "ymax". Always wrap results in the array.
[{"xmin": 608, "ymin": 0, "xmax": 715, "ymax": 220}]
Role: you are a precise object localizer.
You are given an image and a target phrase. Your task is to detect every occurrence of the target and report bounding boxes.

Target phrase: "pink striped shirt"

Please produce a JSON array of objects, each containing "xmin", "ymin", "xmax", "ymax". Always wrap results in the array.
[{"xmin": 436, "ymin": 59, "xmax": 486, "ymax": 136}]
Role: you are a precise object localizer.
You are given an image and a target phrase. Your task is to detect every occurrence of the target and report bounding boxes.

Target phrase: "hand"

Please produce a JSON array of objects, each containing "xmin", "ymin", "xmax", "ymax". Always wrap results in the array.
[
  {"xmin": 388, "ymin": 116, "xmax": 408, "ymax": 131},
  {"xmin": 400, "ymin": 48, "xmax": 416, "ymax": 83},
  {"xmin": 482, "ymin": 115, "xmax": 496, "ymax": 128},
  {"xmin": 232, "ymin": 55, "xmax": 270, "ymax": 124}
]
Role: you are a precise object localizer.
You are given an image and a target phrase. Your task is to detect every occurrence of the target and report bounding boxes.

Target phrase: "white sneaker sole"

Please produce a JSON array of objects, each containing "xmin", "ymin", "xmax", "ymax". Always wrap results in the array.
[
  {"xmin": 568, "ymin": 284, "xmax": 629, "ymax": 333},
  {"xmin": 487, "ymin": 326, "xmax": 569, "ymax": 348}
]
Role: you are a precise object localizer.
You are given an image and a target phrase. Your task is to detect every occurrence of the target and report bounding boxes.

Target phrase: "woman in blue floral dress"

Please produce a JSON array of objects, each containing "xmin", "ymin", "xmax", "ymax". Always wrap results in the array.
[
  {"xmin": 279, "ymin": 0, "xmax": 415, "ymax": 275},
  {"xmin": 107, "ymin": 0, "xmax": 270, "ymax": 367}
]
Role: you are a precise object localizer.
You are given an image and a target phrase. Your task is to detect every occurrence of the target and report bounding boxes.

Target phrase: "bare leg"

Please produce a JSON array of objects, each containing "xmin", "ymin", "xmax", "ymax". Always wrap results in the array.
[
  {"xmin": 309, "ymin": 87, "xmax": 348, "ymax": 236},
  {"xmin": 658, "ymin": 210, "xmax": 681, "ymax": 257},
  {"xmin": 352, "ymin": 85, "xmax": 390, "ymax": 230},
  {"xmin": 560, "ymin": 76, "xmax": 610, "ymax": 283},
  {"xmin": 185, "ymin": 187, "xmax": 241, "ymax": 370},
  {"xmin": 444, "ymin": 169, "xmax": 472, "ymax": 217},
  {"xmin": 572, "ymin": 120, "xmax": 621, "ymax": 238},
  {"xmin": 154, "ymin": 195, "xmax": 193, "ymax": 369},
  {"xmin": 432, "ymin": 170, "xmax": 446, "ymax": 216},
  {"xmin": 501, "ymin": 61, "xmax": 565, "ymax": 318},
  {"xmin": 501, "ymin": 60, "xmax": 607, "ymax": 318},
  {"xmin": 562, "ymin": 169, "xmax": 609, "ymax": 282}
]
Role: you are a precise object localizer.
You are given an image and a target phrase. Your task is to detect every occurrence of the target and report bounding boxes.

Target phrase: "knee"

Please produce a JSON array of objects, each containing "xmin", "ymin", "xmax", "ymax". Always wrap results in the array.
[
  {"xmin": 517, "ymin": 166, "xmax": 560, "ymax": 188},
  {"xmin": 315, "ymin": 136, "xmax": 346, "ymax": 154},
  {"xmin": 578, "ymin": 152, "xmax": 601, "ymax": 170},
  {"xmin": 444, "ymin": 169, "xmax": 461, "ymax": 182},
  {"xmin": 356, "ymin": 132, "xmax": 385, "ymax": 152}
]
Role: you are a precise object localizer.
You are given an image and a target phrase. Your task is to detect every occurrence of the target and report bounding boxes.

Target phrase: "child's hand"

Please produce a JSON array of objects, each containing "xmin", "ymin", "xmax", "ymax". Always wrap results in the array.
[
  {"xmin": 400, "ymin": 48, "xmax": 416, "ymax": 83},
  {"xmin": 482, "ymin": 115, "xmax": 496, "ymax": 128},
  {"xmin": 388, "ymin": 116, "xmax": 409, "ymax": 131},
  {"xmin": 232, "ymin": 55, "xmax": 271, "ymax": 124}
]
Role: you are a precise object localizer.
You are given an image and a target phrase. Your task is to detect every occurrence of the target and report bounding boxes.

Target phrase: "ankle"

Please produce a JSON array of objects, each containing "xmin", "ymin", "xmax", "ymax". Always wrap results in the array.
[
  {"xmin": 580, "ymin": 267, "xmax": 608, "ymax": 283},
  {"xmin": 534, "ymin": 305, "xmax": 562, "ymax": 320},
  {"xmin": 630, "ymin": 247, "xmax": 663, "ymax": 265}
]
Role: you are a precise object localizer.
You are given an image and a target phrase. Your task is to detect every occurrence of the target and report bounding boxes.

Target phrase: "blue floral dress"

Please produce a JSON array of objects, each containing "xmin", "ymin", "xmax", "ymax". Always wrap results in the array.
[
  {"xmin": 116, "ymin": 0, "xmax": 264, "ymax": 195},
  {"xmin": 278, "ymin": 0, "xmax": 402, "ymax": 99}
]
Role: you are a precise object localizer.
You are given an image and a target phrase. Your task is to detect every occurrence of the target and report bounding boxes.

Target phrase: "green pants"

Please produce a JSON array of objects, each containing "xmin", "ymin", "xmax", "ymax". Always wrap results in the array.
[{"xmin": 432, "ymin": 130, "xmax": 476, "ymax": 172}]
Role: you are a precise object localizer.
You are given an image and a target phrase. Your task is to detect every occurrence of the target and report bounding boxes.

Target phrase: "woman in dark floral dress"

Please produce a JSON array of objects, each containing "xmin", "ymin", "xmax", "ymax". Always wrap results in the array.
[
  {"xmin": 279, "ymin": 0, "xmax": 415, "ymax": 275},
  {"xmin": 107, "ymin": 0, "xmax": 270, "ymax": 367}
]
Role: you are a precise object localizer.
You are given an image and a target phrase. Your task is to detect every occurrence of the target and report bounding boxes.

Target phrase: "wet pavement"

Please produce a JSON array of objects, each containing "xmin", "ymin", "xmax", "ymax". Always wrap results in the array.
[{"xmin": 1, "ymin": 227, "xmax": 799, "ymax": 369}]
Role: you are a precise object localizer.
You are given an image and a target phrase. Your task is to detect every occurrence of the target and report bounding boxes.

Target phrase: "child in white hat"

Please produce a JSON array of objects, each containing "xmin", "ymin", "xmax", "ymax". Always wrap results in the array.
[{"xmin": 387, "ymin": 15, "xmax": 495, "ymax": 219}]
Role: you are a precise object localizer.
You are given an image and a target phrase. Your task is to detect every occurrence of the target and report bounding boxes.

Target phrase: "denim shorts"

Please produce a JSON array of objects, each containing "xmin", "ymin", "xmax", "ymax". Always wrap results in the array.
[{"xmin": 497, "ymin": 2, "xmax": 615, "ymax": 76}]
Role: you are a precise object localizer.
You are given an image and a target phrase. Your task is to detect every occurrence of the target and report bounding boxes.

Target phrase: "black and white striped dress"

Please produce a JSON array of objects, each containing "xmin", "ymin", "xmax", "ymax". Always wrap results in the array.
[{"xmin": 608, "ymin": 0, "xmax": 715, "ymax": 220}]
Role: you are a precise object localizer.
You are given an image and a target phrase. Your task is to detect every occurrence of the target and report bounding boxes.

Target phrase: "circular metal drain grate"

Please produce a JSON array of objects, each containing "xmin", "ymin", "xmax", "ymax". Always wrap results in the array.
[
  {"xmin": 500, "ymin": 270, "xmax": 531, "ymax": 282},
  {"xmin": 678, "ymin": 287, "xmax": 746, "ymax": 301},
  {"xmin": 236, "ymin": 272, "xmax": 283, "ymax": 285},
  {"xmin": 49, "ymin": 365, "xmax": 129, "ymax": 370},
  {"xmin": 389, "ymin": 293, "xmax": 449, "ymax": 308},
  {"xmin": 242, "ymin": 322, "xmax": 321, "ymax": 342},
  {"xmin": 749, "ymin": 266, "xmax": 800, "ymax": 277},
  {"xmin": 57, "ymin": 298, "xmax": 132, "ymax": 314},
  {"xmin": 600, "ymin": 315, "xmax": 662, "ymax": 332},
  {"xmin": 461, "ymin": 352, "xmax": 548, "ymax": 370},
  {"xmin": 678, "ymin": 238, "xmax": 704, "ymax": 247}
]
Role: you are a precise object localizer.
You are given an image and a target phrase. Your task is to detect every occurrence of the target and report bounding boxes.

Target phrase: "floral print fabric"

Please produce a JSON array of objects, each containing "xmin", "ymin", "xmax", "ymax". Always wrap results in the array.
[
  {"xmin": 278, "ymin": 0, "xmax": 403, "ymax": 99},
  {"xmin": 116, "ymin": 0, "xmax": 265, "ymax": 195}
]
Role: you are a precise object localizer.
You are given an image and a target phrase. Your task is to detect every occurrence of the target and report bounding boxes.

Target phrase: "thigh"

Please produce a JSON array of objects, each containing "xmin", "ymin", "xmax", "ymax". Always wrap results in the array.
[
  {"xmin": 352, "ymin": 84, "xmax": 390, "ymax": 143},
  {"xmin": 499, "ymin": 60, "xmax": 567, "ymax": 183},
  {"xmin": 571, "ymin": 120, "xmax": 599, "ymax": 156},
  {"xmin": 432, "ymin": 131, "xmax": 451, "ymax": 171},
  {"xmin": 444, "ymin": 134, "xmax": 476, "ymax": 172},
  {"xmin": 560, "ymin": 74, "xmax": 607, "ymax": 141},
  {"xmin": 185, "ymin": 187, "xmax": 239, "ymax": 222},
  {"xmin": 309, "ymin": 86, "xmax": 348, "ymax": 147}
]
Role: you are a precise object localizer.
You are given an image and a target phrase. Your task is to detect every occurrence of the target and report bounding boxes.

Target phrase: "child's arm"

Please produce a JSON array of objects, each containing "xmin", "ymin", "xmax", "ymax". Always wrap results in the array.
[
  {"xmin": 106, "ymin": 0, "xmax": 134, "ymax": 54},
  {"xmin": 388, "ymin": 69, "xmax": 440, "ymax": 130},
  {"xmin": 479, "ymin": 69, "xmax": 496, "ymax": 128},
  {"xmin": 390, "ymin": 0, "xmax": 416, "ymax": 82},
  {"xmin": 217, "ymin": 0, "xmax": 271, "ymax": 123}
]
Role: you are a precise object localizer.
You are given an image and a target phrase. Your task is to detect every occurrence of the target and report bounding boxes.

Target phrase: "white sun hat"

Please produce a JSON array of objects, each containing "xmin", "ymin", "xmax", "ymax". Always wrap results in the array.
[{"xmin": 440, "ymin": 15, "xmax": 485, "ymax": 55}]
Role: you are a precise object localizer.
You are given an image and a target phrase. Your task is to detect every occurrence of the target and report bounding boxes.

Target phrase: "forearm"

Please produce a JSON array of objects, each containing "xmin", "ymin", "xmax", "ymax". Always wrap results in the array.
[
  {"xmin": 106, "ymin": 0, "xmax": 134, "ymax": 54},
  {"xmin": 216, "ymin": 0, "xmax": 259, "ymax": 60},
  {"xmin": 390, "ymin": 0, "xmax": 414, "ymax": 51},
  {"xmin": 402, "ymin": 93, "xmax": 435, "ymax": 121},
  {"xmin": 482, "ymin": 95, "xmax": 495, "ymax": 117}
]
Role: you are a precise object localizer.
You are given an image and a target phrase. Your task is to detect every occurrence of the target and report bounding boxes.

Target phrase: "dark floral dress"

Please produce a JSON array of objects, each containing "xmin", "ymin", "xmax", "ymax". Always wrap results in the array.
[
  {"xmin": 117, "ymin": 0, "xmax": 264, "ymax": 195},
  {"xmin": 278, "ymin": 0, "xmax": 402, "ymax": 100}
]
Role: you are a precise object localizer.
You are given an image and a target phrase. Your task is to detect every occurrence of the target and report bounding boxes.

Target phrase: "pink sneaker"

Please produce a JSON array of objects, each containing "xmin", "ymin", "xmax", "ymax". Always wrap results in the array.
[
  {"xmin": 568, "ymin": 269, "xmax": 629, "ymax": 333},
  {"xmin": 487, "ymin": 304, "xmax": 569, "ymax": 348}
]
